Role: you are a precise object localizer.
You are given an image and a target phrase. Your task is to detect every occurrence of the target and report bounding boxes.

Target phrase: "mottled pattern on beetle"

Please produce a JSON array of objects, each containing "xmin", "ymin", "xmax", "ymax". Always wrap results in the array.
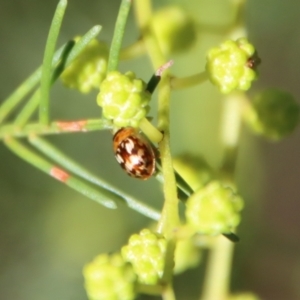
[{"xmin": 113, "ymin": 127, "xmax": 155, "ymax": 180}]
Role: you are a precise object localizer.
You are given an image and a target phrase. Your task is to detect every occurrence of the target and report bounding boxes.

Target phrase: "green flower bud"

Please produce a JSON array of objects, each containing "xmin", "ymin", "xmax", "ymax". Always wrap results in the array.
[
  {"xmin": 245, "ymin": 89, "xmax": 300, "ymax": 140},
  {"xmin": 150, "ymin": 6, "xmax": 196, "ymax": 56},
  {"xmin": 186, "ymin": 181, "xmax": 243, "ymax": 236},
  {"xmin": 228, "ymin": 292, "xmax": 261, "ymax": 300},
  {"xmin": 83, "ymin": 253, "xmax": 137, "ymax": 300},
  {"xmin": 121, "ymin": 229, "xmax": 167, "ymax": 285},
  {"xmin": 174, "ymin": 238, "xmax": 201, "ymax": 274},
  {"xmin": 61, "ymin": 38, "xmax": 108, "ymax": 93},
  {"xmin": 206, "ymin": 38, "xmax": 260, "ymax": 94},
  {"xmin": 173, "ymin": 154, "xmax": 215, "ymax": 191},
  {"xmin": 97, "ymin": 71, "xmax": 151, "ymax": 128}
]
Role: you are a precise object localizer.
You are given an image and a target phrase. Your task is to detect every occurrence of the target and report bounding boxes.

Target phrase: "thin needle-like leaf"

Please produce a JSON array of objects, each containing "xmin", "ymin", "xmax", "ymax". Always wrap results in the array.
[
  {"xmin": 107, "ymin": 0, "xmax": 132, "ymax": 72},
  {"xmin": 39, "ymin": 0, "xmax": 68, "ymax": 125},
  {"xmin": 4, "ymin": 137, "xmax": 117, "ymax": 209},
  {"xmin": 29, "ymin": 135, "xmax": 161, "ymax": 221}
]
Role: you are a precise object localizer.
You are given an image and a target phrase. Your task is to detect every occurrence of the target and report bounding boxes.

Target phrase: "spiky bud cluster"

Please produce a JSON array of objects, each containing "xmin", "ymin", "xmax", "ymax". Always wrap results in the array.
[
  {"xmin": 206, "ymin": 38, "xmax": 259, "ymax": 94},
  {"xmin": 61, "ymin": 38, "xmax": 108, "ymax": 93},
  {"xmin": 97, "ymin": 71, "xmax": 151, "ymax": 128},
  {"xmin": 83, "ymin": 253, "xmax": 137, "ymax": 300},
  {"xmin": 121, "ymin": 229, "xmax": 167, "ymax": 285},
  {"xmin": 186, "ymin": 181, "xmax": 243, "ymax": 235}
]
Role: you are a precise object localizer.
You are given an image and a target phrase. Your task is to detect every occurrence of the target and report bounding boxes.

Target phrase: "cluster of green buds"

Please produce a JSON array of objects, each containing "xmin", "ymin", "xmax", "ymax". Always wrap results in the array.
[
  {"xmin": 60, "ymin": 38, "xmax": 108, "ymax": 93},
  {"xmin": 83, "ymin": 253, "xmax": 137, "ymax": 300},
  {"xmin": 150, "ymin": 5, "xmax": 197, "ymax": 56},
  {"xmin": 97, "ymin": 71, "xmax": 151, "ymax": 128},
  {"xmin": 186, "ymin": 181, "xmax": 244, "ymax": 236},
  {"xmin": 121, "ymin": 228, "xmax": 167, "ymax": 285},
  {"xmin": 244, "ymin": 89, "xmax": 300, "ymax": 140},
  {"xmin": 206, "ymin": 38, "xmax": 260, "ymax": 94}
]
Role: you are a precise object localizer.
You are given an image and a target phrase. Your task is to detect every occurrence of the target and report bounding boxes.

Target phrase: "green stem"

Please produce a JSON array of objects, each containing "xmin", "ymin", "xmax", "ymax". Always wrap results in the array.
[
  {"xmin": 133, "ymin": 0, "xmax": 164, "ymax": 69},
  {"xmin": 134, "ymin": 0, "xmax": 180, "ymax": 237},
  {"xmin": 201, "ymin": 236, "xmax": 234, "ymax": 300},
  {"xmin": 120, "ymin": 38, "xmax": 146, "ymax": 60},
  {"xmin": 4, "ymin": 137, "xmax": 116, "ymax": 209},
  {"xmin": 219, "ymin": 92, "xmax": 244, "ymax": 176},
  {"xmin": 170, "ymin": 71, "xmax": 209, "ymax": 90},
  {"xmin": 162, "ymin": 283, "xmax": 176, "ymax": 300},
  {"xmin": 14, "ymin": 89, "xmax": 40, "ymax": 127},
  {"xmin": 39, "ymin": 0, "xmax": 67, "ymax": 125},
  {"xmin": 65, "ymin": 25, "xmax": 102, "ymax": 65},
  {"xmin": 28, "ymin": 135, "xmax": 160, "ymax": 220},
  {"xmin": 139, "ymin": 117, "xmax": 163, "ymax": 143},
  {"xmin": 107, "ymin": 0, "xmax": 132, "ymax": 72},
  {"xmin": 0, "ymin": 119, "xmax": 111, "ymax": 140},
  {"xmin": 201, "ymin": 91, "xmax": 245, "ymax": 300},
  {"xmin": 156, "ymin": 77, "xmax": 180, "ymax": 236}
]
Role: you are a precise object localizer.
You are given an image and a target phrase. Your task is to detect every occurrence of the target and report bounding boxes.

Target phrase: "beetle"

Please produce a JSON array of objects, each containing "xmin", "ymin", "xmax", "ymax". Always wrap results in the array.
[{"xmin": 113, "ymin": 127, "xmax": 156, "ymax": 180}]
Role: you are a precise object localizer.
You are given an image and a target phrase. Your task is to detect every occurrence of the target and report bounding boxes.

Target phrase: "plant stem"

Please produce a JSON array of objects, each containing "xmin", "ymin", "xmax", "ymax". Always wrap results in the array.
[
  {"xmin": 133, "ymin": 0, "xmax": 164, "ymax": 69},
  {"xmin": 201, "ymin": 236, "xmax": 234, "ymax": 300},
  {"xmin": 14, "ymin": 89, "xmax": 40, "ymax": 127},
  {"xmin": 139, "ymin": 117, "xmax": 163, "ymax": 143},
  {"xmin": 65, "ymin": 25, "xmax": 102, "ymax": 64},
  {"xmin": 107, "ymin": 0, "xmax": 132, "ymax": 73},
  {"xmin": 0, "ymin": 119, "xmax": 111, "ymax": 140},
  {"xmin": 170, "ymin": 71, "xmax": 209, "ymax": 90},
  {"xmin": 3, "ymin": 137, "xmax": 116, "ymax": 209},
  {"xmin": 201, "ymin": 93, "xmax": 245, "ymax": 300},
  {"xmin": 134, "ymin": 0, "xmax": 180, "ymax": 237},
  {"xmin": 28, "ymin": 135, "xmax": 161, "ymax": 220},
  {"xmin": 162, "ymin": 283, "xmax": 176, "ymax": 300},
  {"xmin": 219, "ymin": 92, "xmax": 244, "ymax": 175},
  {"xmin": 120, "ymin": 39, "xmax": 146, "ymax": 60},
  {"xmin": 39, "ymin": 0, "xmax": 67, "ymax": 125},
  {"xmin": 156, "ymin": 77, "xmax": 180, "ymax": 236}
]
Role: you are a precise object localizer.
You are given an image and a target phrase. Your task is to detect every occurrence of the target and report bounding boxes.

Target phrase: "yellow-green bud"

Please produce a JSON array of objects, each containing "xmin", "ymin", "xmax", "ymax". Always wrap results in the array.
[
  {"xmin": 150, "ymin": 6, "xmax": 196, "ymax": 56},
  {"xmin": 61, "ymin": 38, "xmax": 108, "ymax": 93},
  {"xmin": 244, "ymin": 89, "xmax": 300, "ymax": 140},
  {"xmin": 206, "ymin": 38, "xmax": 260, "ymax": 94},
  {"xmin": 97, "ymin": 71, "xmax": 151, "ymax": 128},
  {"xmin": 121, "ymin": 229, "xmax": 167, "ymax": 285},
  {"xmin": 186, "ymin": 181, "xmax": 243, "ymax": 235},
  {"xmin": 83, "ymin": 253, "xmax": 137, "ymax": 300}
]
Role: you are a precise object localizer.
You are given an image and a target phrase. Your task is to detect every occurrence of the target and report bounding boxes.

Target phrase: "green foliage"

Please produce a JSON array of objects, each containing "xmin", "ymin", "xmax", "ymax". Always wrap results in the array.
[{"xmin": 0, "ymin": 0, "xmax": 298, "ymax": 299}]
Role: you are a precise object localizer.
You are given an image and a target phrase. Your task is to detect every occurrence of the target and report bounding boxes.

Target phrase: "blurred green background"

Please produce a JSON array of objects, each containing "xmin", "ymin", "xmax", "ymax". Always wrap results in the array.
[{"xmin": 1, "ymin": 0, "xmax": 300, "ymax": 299}]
